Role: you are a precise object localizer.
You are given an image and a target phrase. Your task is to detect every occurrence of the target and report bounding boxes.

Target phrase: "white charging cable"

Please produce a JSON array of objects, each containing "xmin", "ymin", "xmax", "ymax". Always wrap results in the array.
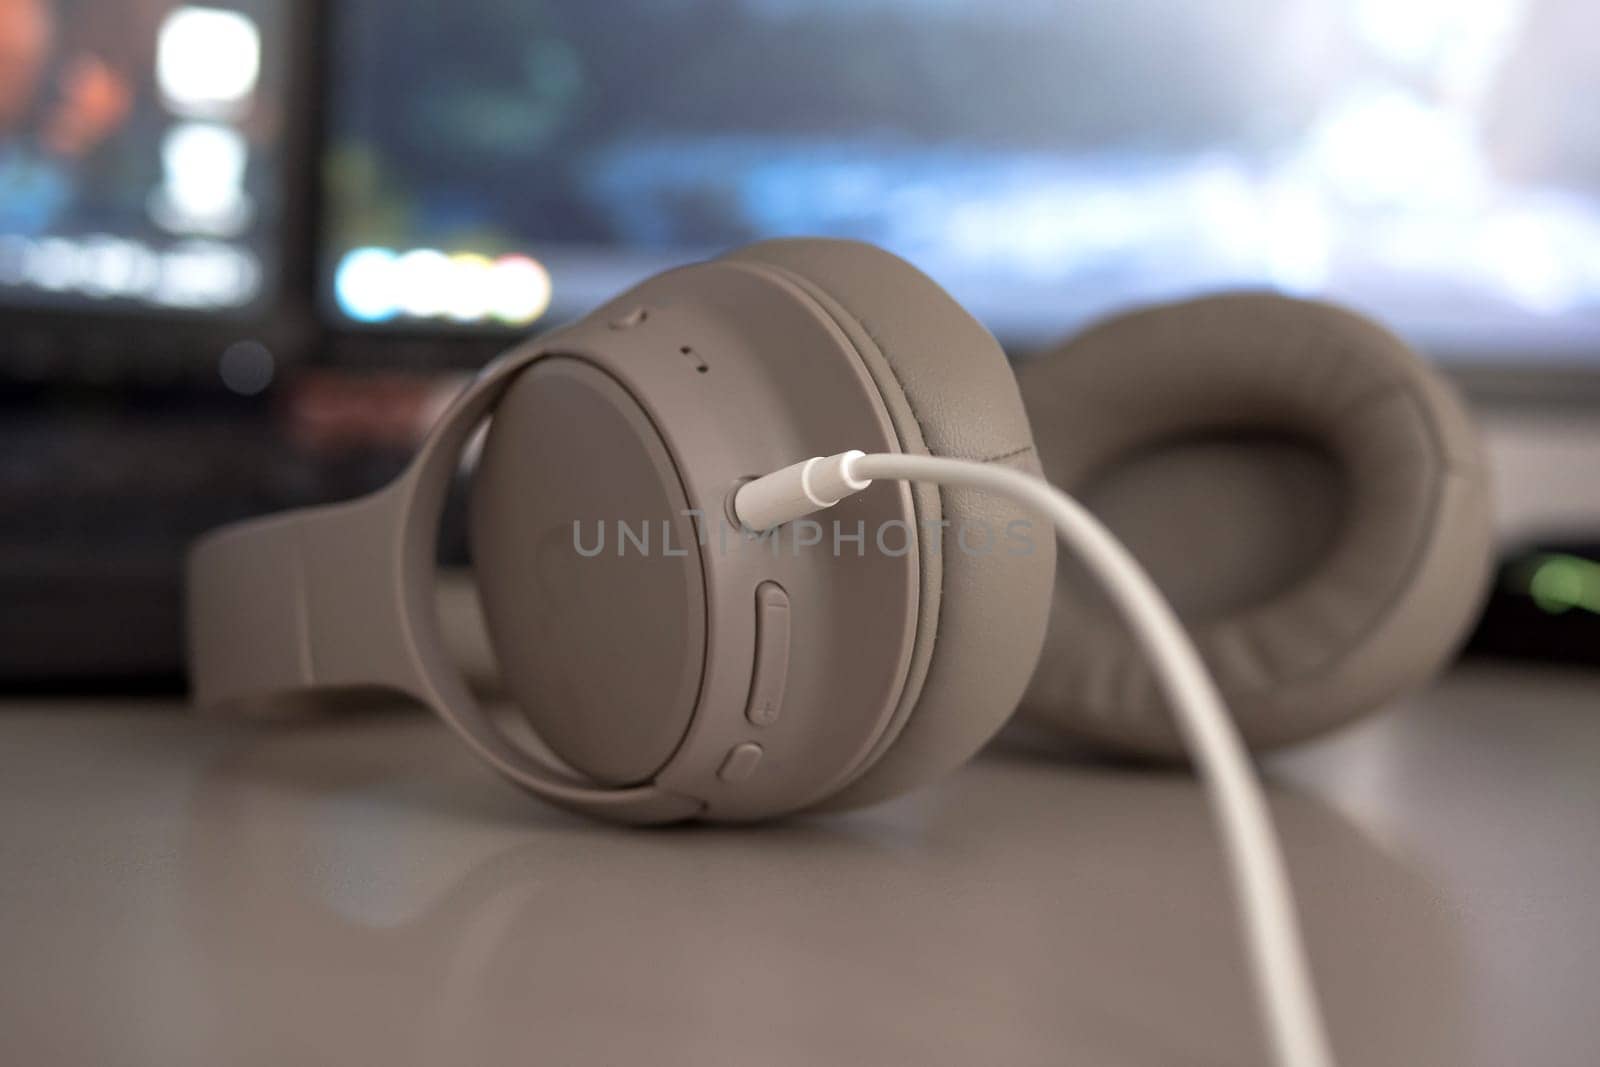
[{"xmin": 735, "ymin": 451, "xmax": 1335, "ymax": 1067}]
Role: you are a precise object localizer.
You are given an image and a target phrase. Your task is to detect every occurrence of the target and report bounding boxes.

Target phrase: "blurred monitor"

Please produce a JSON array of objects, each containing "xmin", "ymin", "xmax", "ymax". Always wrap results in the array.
[
  {"xmin": 0, "ymin": 0, "xmax": 294, "ymax": 341},
  {"xmin": 322, "ymin": 0, "xmax": 1600, "ymax": 363}
]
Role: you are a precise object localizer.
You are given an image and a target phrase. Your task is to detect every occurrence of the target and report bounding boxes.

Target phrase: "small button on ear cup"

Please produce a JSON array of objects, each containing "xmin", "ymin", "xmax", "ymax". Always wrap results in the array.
[
  {"xmin": 725, "ymin": 239, "xmax": 1056, "ymax": 808},
  {"xmin": 1017, "ymin": 293, "xmax": 1495, "ymax": 757},
  {"xmin": 744, "ymin": 582, "xmax": 791, "ymax": 729}
]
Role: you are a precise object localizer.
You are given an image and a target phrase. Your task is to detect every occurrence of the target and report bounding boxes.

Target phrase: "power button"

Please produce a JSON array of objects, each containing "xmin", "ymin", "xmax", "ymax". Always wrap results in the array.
[{"xmin": 719, "ymin": 743, "xmax": 764, "ymax": 783}]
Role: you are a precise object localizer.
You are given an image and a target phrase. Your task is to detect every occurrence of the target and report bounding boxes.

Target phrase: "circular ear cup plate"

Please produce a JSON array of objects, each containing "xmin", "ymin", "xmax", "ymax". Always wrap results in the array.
[
  {"xmin": 1018, "ymin": 293, "xmax": 1494, "ymax": 756},
  {"xmin": 471, "ymin": 358, "xmax": 709, "ymax": 787},
  {"xmin": 727, "ymin": 240, "xmax": 1056, "ymax": 807},
  {"xmin": 469, "ymin": 259, "xmax": 933, "ymax": 821}
]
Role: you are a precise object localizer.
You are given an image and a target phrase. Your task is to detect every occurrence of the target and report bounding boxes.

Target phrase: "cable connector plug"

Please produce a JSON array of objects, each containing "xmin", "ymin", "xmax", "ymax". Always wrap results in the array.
[{"xmin": 733, "ymin": 450, "xmax": 872, "ymax": 532}]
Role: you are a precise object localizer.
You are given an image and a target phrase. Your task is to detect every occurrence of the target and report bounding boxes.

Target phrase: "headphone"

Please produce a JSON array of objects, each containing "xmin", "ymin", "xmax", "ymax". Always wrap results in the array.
[{"xmin": 187, "ymin": 239, "xmax": 1493, "ymax": 1067}]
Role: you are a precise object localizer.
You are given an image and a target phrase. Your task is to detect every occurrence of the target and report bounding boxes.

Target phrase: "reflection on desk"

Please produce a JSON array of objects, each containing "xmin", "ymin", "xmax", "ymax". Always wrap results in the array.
[{"xmin": 1, "ymin": 662, "xmax": 1596, "ymax": 1066}]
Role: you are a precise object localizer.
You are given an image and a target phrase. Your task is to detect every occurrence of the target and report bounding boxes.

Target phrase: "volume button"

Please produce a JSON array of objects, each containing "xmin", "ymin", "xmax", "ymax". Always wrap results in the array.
[{"xmin": 745, "ymin": 582, "xmax": 791, "ymax": 727}]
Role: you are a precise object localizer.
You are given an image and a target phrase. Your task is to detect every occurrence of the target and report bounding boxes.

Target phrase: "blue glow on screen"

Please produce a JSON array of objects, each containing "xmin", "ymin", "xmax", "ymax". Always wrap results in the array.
[{"xmin": 325, "ymin": 0, "xmax": 1600, "ymax": 358}]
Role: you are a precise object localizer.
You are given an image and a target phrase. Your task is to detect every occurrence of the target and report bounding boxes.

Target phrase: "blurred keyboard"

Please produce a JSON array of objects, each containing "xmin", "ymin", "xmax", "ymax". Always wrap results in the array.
[{"xmin": 0, "ymin": 410, "xmax": 415, "ymax": 685}]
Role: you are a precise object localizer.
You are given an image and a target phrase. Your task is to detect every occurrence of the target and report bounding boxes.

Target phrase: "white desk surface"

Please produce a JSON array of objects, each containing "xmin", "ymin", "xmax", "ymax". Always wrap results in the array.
[{"xmin": 2, "ymin": 662, "xmax": 1596, "ymax": 1066}]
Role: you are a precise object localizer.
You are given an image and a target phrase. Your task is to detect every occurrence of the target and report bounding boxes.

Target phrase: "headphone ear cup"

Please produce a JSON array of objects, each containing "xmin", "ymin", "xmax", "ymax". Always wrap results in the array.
[
  {"xmin": 1017, "ymin": 293, "xmax": 1494, "ymax": 757},
  {"xmin": 726, "ymin": 239, "xmax": 1056, "ymax": 807}
]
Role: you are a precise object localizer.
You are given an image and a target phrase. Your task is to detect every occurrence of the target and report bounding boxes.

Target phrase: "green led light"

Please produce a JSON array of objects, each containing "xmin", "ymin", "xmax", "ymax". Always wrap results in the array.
[{"xmin": 1527, "ymin": 554, "xmax": 1600, "ymax": 616}]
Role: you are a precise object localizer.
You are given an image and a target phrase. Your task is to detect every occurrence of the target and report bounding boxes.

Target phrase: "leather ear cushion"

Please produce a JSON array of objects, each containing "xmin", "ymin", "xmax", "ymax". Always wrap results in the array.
[
  {"xmin": 724, "ymin": 239, "xmax": 1055, "ymax": 808},
  {"xmin": 1018, "ymin": 293, "xmax": 1494, "ymax": 757}
]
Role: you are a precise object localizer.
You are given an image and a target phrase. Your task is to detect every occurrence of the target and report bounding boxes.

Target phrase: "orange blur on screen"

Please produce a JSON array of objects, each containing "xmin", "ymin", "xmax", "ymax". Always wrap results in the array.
[{"xmin": 0, "ymin": 0, "xmax": 134, "ymax": 158}]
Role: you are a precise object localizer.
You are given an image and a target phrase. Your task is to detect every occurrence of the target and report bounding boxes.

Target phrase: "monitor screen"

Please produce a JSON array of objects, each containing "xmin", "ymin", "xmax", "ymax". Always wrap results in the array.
[
  {"xmin": 0, "ymin": 0, "xmax": 290, "ymax": 318},
  {"xmin": 322, "ymin": 0, "xmax": 1600, "ymax": 361}
]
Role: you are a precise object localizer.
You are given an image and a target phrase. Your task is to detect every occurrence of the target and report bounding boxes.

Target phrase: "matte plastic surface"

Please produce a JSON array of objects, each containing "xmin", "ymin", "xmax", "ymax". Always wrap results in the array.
[
  {"xmin": 189, "ymin": 239, "xmax": 1059, "ymax": 822},
  {"xmin": 191, "ymin": 250, "xmax": 937, "ymax": 822},
  {"xmin": 729, "ymin": 240, "xmax": 1055, "ymax": 809},
  {"xmin": 471, "ymin": 358, "xmax": 707, "ymax": 787}
]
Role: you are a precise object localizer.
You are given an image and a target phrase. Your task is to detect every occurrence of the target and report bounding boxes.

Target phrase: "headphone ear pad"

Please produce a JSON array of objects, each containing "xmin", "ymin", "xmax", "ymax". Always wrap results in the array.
[
  {"xmin": 1017, "ymin": 293, "xmax": 1493, "ymax": 757},
  {"xmin": 725, "ymin": 239, "xmax": 1055, "ymax": 807}
]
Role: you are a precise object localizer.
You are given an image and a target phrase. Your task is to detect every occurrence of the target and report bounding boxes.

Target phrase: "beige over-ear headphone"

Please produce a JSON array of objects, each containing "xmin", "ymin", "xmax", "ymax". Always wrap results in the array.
[{"xmin": 186, "ymin": 238, "xmax": 1493, "ymax": 1067}]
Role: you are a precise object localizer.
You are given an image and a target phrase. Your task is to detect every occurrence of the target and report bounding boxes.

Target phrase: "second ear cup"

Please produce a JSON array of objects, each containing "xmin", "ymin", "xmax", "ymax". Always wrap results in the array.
[
  {"xmin": 726, "ymin": 239, "xmax": 1056, "ymax": 807},
  {"xmin": 1018, "ymin": 293, "xmax": 1494, "ymax": 757}
]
